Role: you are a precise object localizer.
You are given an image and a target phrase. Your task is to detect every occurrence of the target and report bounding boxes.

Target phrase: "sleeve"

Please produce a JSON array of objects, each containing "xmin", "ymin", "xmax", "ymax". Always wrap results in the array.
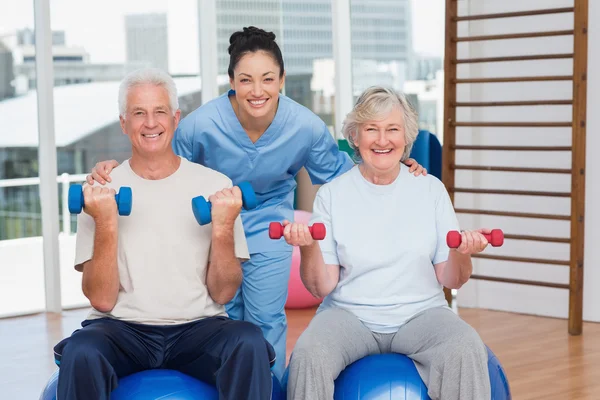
[
  {"xmin": 233, "ymin": 214, "xmax": 250, "ymax": 262},
  {"xmin": 172, "ymin": 117, "xmax": 196, "ymax": 162},
  {"xmin": 304, "ymin": 123, "xmax": 355, "ymax": 185},
  {"xmin": 74, "ymin": 212, "xmax": 96, "ymax": 272},
  {"xmin": 310, "ymin": 186, "xmax": 340, "ymax": 265},
  {"xmin": 432, "ymin": 180, "xmax": 461, "ymax": 265}
]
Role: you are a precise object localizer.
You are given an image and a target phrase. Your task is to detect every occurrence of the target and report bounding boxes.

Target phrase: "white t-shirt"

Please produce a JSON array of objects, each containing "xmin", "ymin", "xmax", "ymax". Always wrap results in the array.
[
  {"xmin": 311, "ymin": 164, "xmax": 460, "ymax": 333},
  {"xmin": 74, "ymin": 157, "xmax": 250, "ymax": 325}
]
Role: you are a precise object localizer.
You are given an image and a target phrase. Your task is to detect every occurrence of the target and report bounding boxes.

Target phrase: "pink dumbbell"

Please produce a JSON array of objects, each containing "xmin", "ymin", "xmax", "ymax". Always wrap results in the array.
[
  {"xmin": 446, "ymin": 229, "xmax": 504, "ymax": 248},
  {"xmin": 268, "ymin": 222, "xmax": 326, "ymax": 240}
]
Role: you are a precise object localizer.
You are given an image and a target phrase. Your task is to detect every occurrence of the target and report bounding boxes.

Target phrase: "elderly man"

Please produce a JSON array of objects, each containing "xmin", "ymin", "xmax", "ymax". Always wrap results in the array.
[{"xmin": 53, "ymin": 68, "xmax": 274, "ymax": 400}]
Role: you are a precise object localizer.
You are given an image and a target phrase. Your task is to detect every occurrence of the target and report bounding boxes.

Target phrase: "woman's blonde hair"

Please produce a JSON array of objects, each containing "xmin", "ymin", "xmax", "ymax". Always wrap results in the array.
[{"xmin": 342, "ymin": 86, "xmax": 419, "ymax": 162}]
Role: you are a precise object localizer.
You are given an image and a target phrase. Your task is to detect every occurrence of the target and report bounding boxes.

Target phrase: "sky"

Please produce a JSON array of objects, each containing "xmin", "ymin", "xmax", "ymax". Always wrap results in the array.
[{"xmin": 0, "ymin": 0, "xmax": 445, "ymax": 75}]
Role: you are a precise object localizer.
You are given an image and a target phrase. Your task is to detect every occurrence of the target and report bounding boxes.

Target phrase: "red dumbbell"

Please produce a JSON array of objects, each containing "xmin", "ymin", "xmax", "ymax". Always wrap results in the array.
[
  {"xmin": 446, "ymin": 229, "xmax": 504, "ymax": 248},
  {"xmin": 268, "ymin": 222, "xmax": 327, "ymax": 240}
]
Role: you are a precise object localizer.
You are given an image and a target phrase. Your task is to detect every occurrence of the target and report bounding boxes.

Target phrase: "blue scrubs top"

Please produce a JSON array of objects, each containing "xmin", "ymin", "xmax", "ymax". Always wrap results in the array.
[{"xmin": 173, "ymin": 90, "xmax": 355, "ymax": 253}]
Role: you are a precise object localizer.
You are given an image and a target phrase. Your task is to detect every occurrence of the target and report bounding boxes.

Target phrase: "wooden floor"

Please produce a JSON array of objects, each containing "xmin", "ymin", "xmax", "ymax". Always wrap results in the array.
[{"xmin": 2, "ymin": 307, "xmax": 599, "ymax": 399}]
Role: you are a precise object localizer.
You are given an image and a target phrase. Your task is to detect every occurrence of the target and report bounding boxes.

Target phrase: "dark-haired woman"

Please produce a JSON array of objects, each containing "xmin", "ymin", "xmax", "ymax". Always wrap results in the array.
[{"xmin": 86, "ymin": 26, "xmax": 426, "ymax": 379}]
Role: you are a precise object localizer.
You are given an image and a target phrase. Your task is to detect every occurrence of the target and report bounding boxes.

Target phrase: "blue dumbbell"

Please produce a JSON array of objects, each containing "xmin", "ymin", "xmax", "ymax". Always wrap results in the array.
[
  {"xmin": 192, "ymin": 181, "xmax": 257, "ymax": 225},
  {"xmin": 68, "ymin": 184, "xmax": 133, "ymax": 216}
]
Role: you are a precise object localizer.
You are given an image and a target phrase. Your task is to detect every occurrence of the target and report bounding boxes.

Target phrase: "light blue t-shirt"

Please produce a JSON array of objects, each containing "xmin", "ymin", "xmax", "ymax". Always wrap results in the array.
[
  {"xmin": 311, "ymin": 164, "xmax": 460, "ymax": 333},
  {"xmin": 173, "ymin": 90, "xmax": 354, "ymax": 253}
]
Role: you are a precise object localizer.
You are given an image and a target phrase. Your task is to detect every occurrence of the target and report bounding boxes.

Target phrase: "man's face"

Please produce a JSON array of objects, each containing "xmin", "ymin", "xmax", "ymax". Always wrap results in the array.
[{"xmin": 120, "ymin": 83, "xmax": 180, "ymax": 157}]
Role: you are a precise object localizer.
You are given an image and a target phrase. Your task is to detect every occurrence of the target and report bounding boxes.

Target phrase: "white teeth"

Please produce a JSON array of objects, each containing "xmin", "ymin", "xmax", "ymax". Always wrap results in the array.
[
  {"xmin": 373, "ymin": 149, "xmax": 391, "ymax": 153},
  {"xmin": 250, "ymin": 99, "xmax": 267, "ymax": 105},
  {"xmin": 143, "ymin": 134, "xmax": 160, "ymax": 138}
]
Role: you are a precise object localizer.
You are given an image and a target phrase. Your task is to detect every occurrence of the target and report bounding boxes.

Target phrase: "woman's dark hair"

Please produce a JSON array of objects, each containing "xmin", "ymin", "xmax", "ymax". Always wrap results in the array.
[{"xmin": 228, "ymin": 26, "xmax": 285, "ymax": 79}]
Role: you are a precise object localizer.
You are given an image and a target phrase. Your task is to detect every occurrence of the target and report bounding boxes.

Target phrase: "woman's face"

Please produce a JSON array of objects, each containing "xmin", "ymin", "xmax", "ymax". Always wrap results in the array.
[
  {"xmin": 229, "ymin": 51, "xmax": 285, "ymax": 121},
  {"xmin": 354, "ymin": 106, "xmax": 406, "ymax": 174}
]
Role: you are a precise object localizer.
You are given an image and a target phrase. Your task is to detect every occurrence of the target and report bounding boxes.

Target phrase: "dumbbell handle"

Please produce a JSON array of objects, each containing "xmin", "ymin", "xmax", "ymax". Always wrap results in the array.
[
  {"xmin": 68, "ymin": 184, "xmax": 132, "ymax": 216},
  {"xmin": 268, "ymin": 222, "xmax": 326, "ymax": 240},
  {"xmin": 446, "ymin": 229, "xmax": 504, "ymax": 248},
  {"xmin": 192, "ymin": 181, "xmax": 257, "ymax": 226},
  {"xmin": 75, "ymin": 191, "xmax": 123, "ymax": 208}
]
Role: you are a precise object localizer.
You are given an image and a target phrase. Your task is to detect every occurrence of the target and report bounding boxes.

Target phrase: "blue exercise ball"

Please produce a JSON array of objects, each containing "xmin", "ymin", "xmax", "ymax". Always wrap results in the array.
[
  {"xmin": 487, "ymin": 347, "xmax": 512, "ymax": 400},
  {"xmin": 40, "ymin": 369, "xmax": 284, "ymax": 400},
  {"xmin": 111, "ymin": 370, "xmax": 218, "ymax": 399},
  {"xmin": 281, "ymin": 346, "xmax": 511, "ymax": 400},
  {"xmin": 39, "ymin": 370, "xmax": 59, "ymax": 400},
  {"xmin": 334, "ymin": 353, "xmax": 429, "ymax": 400}
]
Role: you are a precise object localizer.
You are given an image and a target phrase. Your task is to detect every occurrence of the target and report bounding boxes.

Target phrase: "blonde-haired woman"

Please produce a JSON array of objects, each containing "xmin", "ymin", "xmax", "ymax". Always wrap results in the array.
[{"xmin": 282, "ymin": 87, "xmax": 492, "ymax": 400}]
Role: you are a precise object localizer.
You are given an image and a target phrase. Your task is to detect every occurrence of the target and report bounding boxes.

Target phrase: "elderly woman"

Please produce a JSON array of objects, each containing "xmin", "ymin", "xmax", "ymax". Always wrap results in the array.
[{"xmin": 282, "ymin": 87, "xmax": 491, "ymax": 400}]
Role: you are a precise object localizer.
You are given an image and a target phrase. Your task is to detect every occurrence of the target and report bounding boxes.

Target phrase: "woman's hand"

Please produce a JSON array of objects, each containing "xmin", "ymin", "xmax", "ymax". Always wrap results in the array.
[
  {"xmin": 282, "ymin": 220, "xmax": 315, "ymax": 247},
  {"xmin": 454, "ymin": 229, "xmax": 491, "ymax": 255},
  {"xmin": 86, "ymin": 160, "xmax": 120, "ymax": 185},
  {"xmin": 404, "ymin": 158, "xmax": 428, "ymax": 176}
]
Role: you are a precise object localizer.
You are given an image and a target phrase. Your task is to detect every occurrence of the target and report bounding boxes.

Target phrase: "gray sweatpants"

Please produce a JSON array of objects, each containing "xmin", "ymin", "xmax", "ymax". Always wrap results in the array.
[{"xmin": 287, "ymin": 306, "xmax": 490, "ymax": 400}]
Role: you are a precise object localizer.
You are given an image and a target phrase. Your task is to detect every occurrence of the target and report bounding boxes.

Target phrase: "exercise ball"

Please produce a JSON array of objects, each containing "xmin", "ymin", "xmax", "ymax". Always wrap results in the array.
[
  {"xmin": 111, "ymin": 369, "xmax": 217, "ymax": 399},
  {"xmin": 285, "ymin": 210, "xmax": 323, "ymax": 309},
  {"xmin": 487, "ymin": 346, "xmax": 512, "ymax": 400},
  {"xmin": 334, "ymin": 353, "xmax": 429, "ymax": 400},
  {"xmin": 40, "ymin": 369, "xmax": 285, "ymax": 400},
  {"xmin": 281, "ymin": 346, "xmax": 511, "ymax": 400},
  {"xmin": 39, "ymin": 370, "xmax": 59, "ymax": 400}
]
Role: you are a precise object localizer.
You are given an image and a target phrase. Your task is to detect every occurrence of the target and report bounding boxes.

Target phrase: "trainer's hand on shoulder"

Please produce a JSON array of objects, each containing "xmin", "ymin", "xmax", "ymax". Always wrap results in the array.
[
  {"xmin": 404, "ymin": 158, "xmax": 427, "ymax": 177},
  {"xmin": 209, "ymin": 186, "xmax": 243, "ymax": 230},
  {"xmin": 86, "ymin": 160, "xmax": 120, "ymax": 185}
]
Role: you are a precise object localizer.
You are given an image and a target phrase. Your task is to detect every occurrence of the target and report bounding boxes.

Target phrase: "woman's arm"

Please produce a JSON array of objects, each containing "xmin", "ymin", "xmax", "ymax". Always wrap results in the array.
[
  {"xmin": 282, "ymin": 221, "xmax": 340, "ymax": 298},
  {"xmin": 434, "ymin": 229, "xmax": 490, "ymax": 289}
]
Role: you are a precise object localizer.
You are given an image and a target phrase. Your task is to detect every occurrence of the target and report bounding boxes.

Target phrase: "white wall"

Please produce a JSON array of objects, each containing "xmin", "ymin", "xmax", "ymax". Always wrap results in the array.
[{"xmin": 455, "ymin": 0, "xmax": 600, "ymax": 323}]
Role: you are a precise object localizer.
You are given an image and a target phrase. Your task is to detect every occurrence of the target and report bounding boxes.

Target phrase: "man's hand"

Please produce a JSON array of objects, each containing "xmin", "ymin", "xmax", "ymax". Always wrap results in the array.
[
  {"xmin": 86, "ymin": 160, "xmax": 120, "ymax": 185},
  {"xmin": 209, "ymin": 187, "xmax": 243, "ymax": 231},
  {"xmin": 83, "ymin": 186, "xmax": 118, "ymax": 224}
]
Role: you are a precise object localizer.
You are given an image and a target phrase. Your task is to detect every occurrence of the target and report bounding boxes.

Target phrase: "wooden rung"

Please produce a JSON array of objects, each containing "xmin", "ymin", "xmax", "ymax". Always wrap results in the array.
[
  {"xmin": 469, "ymin": 275, "xmax": 569, "ymax": 289},
  {"xmin": 453, "ymin": 145, "xmax": 571, "ymax": 151},
  {"xmin": 453, "ymin": 122, "xmax": 572, "ymax": 127},
  {"xmin": 451, "ymin": 187, "xmax": 571, "ymax": 197},
  {"xmin": 454, "ymin": 208, "xmax": 570, "ymax": 221},
  {"xmin": 455, "ymin": 53, "xmax": 573, "ymax": 64},
  {"xmin": 454, "ymin": 7, "xmax": 574, "ymax": 22},
  {"xmin": 452, "ymin": 164, "xmax": 571, "ymax": 174},
  {"xmin": 455, "ymin": 30, "xmax": 574, "ymax": 42},
  {"xmin": 504, "ymin": 234, "xmax": 571, "ymax": 243},
  {"xmin": 472, "ymin": 253, "xmax": 570, "ymax": 265},
  {"xmin": 453, "ymin": 100, "xmax": 573, "ymax": 107},
  {"xmin": 453, "ymin": 76, "xmax": 572, "ymax": 83}
]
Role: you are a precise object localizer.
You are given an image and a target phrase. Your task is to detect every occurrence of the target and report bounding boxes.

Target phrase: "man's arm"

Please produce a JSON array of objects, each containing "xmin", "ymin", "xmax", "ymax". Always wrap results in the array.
[
  {"xmin": 205, "ymin": 186, "xmax": 245, "ymax": 305},
  {"xmin": 206, "ymin": 228, "xmax": 243, "ymax": 305},
  {"xmin": 78, "ymin": 186, "xmax": 120, "ymax": 312}
]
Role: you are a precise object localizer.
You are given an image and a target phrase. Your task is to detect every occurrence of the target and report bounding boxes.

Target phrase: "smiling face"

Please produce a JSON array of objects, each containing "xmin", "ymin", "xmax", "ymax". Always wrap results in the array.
[
  {"xmin": 229, "ymin": 51, "xmax": 285, "ymax": 122},
  {"xmin": 119, "ymin": 83, "xmax": 180, "ymax": 158},
  {"xmin": 353, "ymin": 105, "xmax": 406, "ymax": 176}
]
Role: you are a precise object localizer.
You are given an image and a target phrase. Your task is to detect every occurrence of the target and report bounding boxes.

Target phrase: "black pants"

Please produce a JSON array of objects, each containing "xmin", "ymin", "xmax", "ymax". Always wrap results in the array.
[{"xmin": 53, "ymin": 316, "xmax": 275, "ymax": 400}]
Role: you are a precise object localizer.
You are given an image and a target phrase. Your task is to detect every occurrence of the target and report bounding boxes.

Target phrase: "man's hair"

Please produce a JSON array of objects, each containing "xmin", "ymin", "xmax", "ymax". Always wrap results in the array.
[{"xmin": 118, "ymin": 68, "xmax": 179, "ymax": 118}]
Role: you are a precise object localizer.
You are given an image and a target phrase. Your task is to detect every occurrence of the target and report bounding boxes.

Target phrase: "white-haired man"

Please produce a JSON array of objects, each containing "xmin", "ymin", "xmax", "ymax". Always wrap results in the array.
[{"xmin": 53, "ymin": 68, "xmax": 274, "ymax": 400}]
